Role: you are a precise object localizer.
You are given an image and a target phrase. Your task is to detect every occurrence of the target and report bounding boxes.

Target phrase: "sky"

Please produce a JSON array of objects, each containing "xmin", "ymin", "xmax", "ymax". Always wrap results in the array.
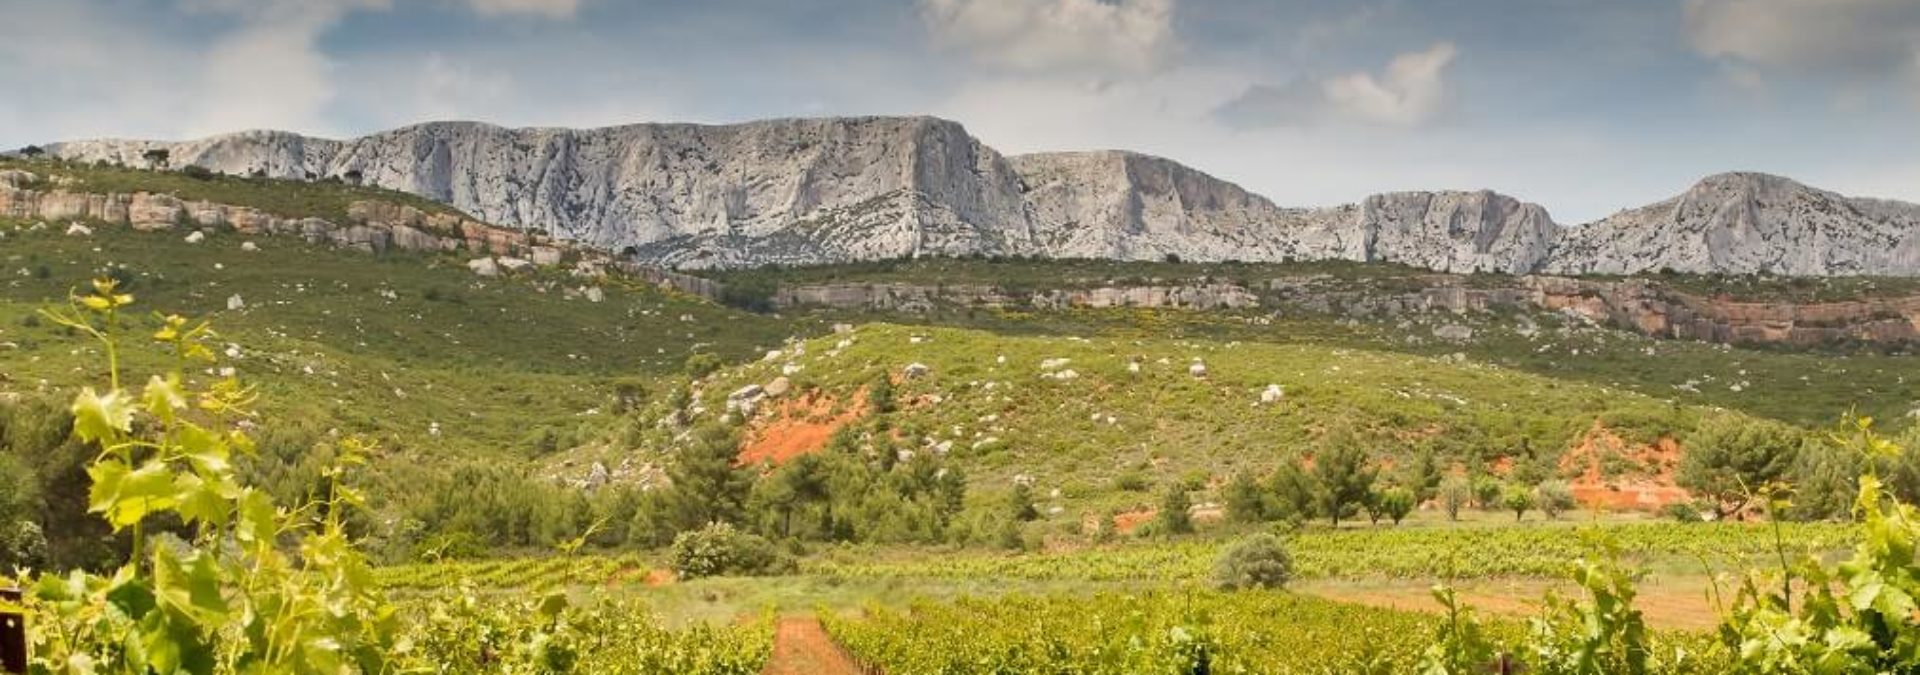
[{"xmin": 1, "ymin": 0, "xmax": 1917, "ymax": 223}]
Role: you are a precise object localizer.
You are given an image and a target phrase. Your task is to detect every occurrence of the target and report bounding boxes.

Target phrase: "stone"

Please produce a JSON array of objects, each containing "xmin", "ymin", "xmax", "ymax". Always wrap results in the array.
[
  {"xmin": 1433, "ymin": 324, "xmax": 1475, "ymax": 342},
  {"xmin": 903, "ymin": 363, "xmax": 931, "ymax": 379},
  {"xmin": 764, "ymin": 376, "xmax": 791, "ymax": 397},
  {"xmin": 1039, "ymin": 358, "xmax": 1071, "ymax": 371},
  {"xmin": 226, "ymin": 294, "xmax": 245, "ymax": 311},
  {"xmin": 583, "ymin": 287, "xmax": 605, "ymax": 303},
  {"xmin": 1260, "ymin": 384, "xmax": 1284, "ymax": 404},
  {"xmin": 467, "ymin": 257, "xmax": 500, "ymax": 277},
  {"xmin": 240, "ymin": 241, "xmax": 258, "ymax": 252},
  {"xmin": 64, "ymin": 222, "xmax": 91, "ymax": 236},
  {"xmin": 184, "ymin": 230, "xmax": 205, "ymax": 244},
  {"xmin": 1188, "ymin": 361, "xmax": 1208, "ymax": 378}
]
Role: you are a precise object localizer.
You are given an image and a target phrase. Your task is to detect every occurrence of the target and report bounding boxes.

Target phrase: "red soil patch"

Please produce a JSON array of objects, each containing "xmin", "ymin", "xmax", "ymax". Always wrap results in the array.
[
  {"xmin": 737, "ymin": 388, "xmax": 869, "ymax": 466},
  {"xmin": 642, "ymin": 568, "xmax": 675, "ymax": 587},
  {"xmin": 1559, "ymin": 421, "xmax": 1691, "ymax": 511},
  {"xmin": 1111, "ymin": 509, "xmax": 1155, "ymax": 535},
  {"xmin": 762, "ymin": 617, "xmax": 863, "ymax": 675}
]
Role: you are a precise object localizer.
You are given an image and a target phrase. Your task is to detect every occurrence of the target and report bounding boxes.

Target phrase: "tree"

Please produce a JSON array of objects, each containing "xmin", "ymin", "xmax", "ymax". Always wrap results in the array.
[
  {"xmin": 1158, "ymin": 485, "xmax": 1194, "ymax": 535},
  {"xmin": 1377, "ymin": 487, "xmax": 1416, "ymax": 526},
  {"xmin": 1212, "ymin": 533, "xmax": 1292, "ymax": 590},
  {"xmin": 17, "ymin": 145, "xmax": 44, "ymax": 158},
  {"xmin": 1224, "ymin": 471, "xmax": 1271, "ymax": 523},
  {"xmin": 1438, "ymin": 475, "xmax": 1472, "ymax": 521},
  {"xmin": 665, "ymin": 424, "xmax": 752, "ymax": 530},
  {"xmin": 1536, "ymin": 480, "xmax": 1577, "ymax": 519},
  {"xmin": 1503, "ymin": 484, "xmax": 1535, "ymax": 522},
  {"xmin": 1313, "ymin": 429, "xmax": 1376, "ymax": 528},
  {"xmin": 1677, "ymin": 415, "xmax": 1802, "ymax": 519},
  {"xmin": 1401, "ymin": 448, "xmax": 1443, "ymax": 502},
  {"xmin": 1472, "ymin": 475, "xmax": 1504, "ymax": 510},
  {"xmin": 343, "ymin": 169, "xmax": 364, "ymax": 185},
  {"xmin": 1267, "ymin": 461, "xmax": 1318, "ymax": 521},
  {"xmin": 142, "ymin": 147, "xmax": 170, "ymax": 168}
]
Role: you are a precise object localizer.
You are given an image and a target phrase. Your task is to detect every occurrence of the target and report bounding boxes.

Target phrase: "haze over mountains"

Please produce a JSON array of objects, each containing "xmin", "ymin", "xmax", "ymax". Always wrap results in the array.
[{"xmin": 41, "ymin": 116, "xmax": 1920, "ymax": 276}]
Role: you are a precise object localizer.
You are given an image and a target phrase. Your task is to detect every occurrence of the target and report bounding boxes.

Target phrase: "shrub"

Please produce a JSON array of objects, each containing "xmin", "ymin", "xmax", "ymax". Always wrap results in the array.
[
  {"xmin": 1536, "ymin": 480, "xmax": 1576, "ymax": 519},
  {"xmin": 1212, "ymin": 533, "xmax": 1293, "ymax": 590},
  {"xmin": 1660, "ymin": 501, "xmax": 1704, "ymax": 523},
  {"xmin": 683, "ymin": 352, "xmax": 723, "ymax": 378},
  {"xmin": 1158, "ymin": 486, "xmax": 1194, "ymax": 535},
  {"xmin": 668, "ymin": 521, "xmax": 793, "ymax": 579}
]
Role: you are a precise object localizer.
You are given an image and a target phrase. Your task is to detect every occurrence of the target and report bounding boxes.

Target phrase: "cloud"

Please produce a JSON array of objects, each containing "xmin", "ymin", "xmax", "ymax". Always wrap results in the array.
[
  {"xmin": 1684, "ymin": 0, "xmax": 1920, "ymax": 77},
  {"xmin": 920, "ymin": 0, "xmax": 1177, "ymax": 77},
  {"xmin": 463, "ymin": 0, "xmax": 582, "ymax": 19},
  {"xmin": 1215, "ymin": 41, "xmax": 1457, "ymax": 128}
]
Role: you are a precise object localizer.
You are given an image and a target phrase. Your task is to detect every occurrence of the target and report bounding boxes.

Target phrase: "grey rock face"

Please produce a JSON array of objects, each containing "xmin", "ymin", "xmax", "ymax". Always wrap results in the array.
[
  {"xmin": 1546, "ymin": 173, "xmax": 1920, "ymax": 276},
  {"xmin": 40, "ymin": 119, "xmax": 1920, "ymax": 276},
  {"xmin": 43, "ymin": 118, "xmax": 1556, "ymax": 273}
]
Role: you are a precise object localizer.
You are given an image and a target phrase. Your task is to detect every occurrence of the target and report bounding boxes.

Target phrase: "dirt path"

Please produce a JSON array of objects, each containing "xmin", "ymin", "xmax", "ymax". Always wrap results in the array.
[{"xmin": 762, "ymin": 616, "xmax": 865, "ymax": 675}]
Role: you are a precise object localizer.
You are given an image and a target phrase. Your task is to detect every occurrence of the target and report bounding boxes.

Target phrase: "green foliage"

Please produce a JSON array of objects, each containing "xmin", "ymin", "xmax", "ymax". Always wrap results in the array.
[
  {"xmin": 1677, "ymin": 414, "xmax": 1803, "ymax": 518},
  {"xmin": 1158, "ymin": 485, "xmax": 1194, "ymax": 535},
  {"xmin": 1377, "ymin": 487, "xmax": 1416, "ymax": 526},
  {"xmin": 1211, "ymin": 533, "xmax": 1293, "ymax": 590},
  {"xmin": 1223, "ymin": 471, "xmax": 1271, "ymax": 523},
  {"xmin": 668, "ymin": 522, "xmax": 793, "ymax": 579},
  {"xmin": 1314, "ymin": 428, "xmax": 1376, "ymax": 527},
  {"xmin": 665, "ymin": 425, "xmax": 753, "ymax": 531},
  {"xmin": 684, "ymin": 352, "xmax": 724, "ymax": 378},
  {"xmin": 1537, "ymin": 480, "xmax": 1577, "ymax": 519},
  {"xmin": 1503, "ymin": 484, "xmax": 1536, "ymax": 521},
  {"xmin": 1438, "ymin": 475, "xmax": 1472, "ymax": 522},
  {"xmin": 1717, "ymin": 417, "xmax": 1920, "ymax": 673}
]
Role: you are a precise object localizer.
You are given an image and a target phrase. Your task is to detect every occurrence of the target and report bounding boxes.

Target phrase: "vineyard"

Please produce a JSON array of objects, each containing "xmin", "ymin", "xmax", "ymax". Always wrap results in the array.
[
  {"xmin": 805, "ymin": 521, "xmax": 1857, "ymax": 582},
  {"xmin": 821, "ymin": 590, "xmax": 1726, "ymax": 674}
]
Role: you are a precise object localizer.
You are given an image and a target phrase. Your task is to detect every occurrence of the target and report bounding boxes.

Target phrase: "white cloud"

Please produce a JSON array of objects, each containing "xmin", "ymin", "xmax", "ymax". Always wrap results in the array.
[
  {"xmin": 920, "ymin": 0, "xmax": 1176, "ymax": 77},
  {"xmin": 1685, "ymin": 0, "xmax": 1920, "ymax": 76},
  {"xmin": 1215, "ymin": 42, "xmax": 1457, "ymax": 128},
  {"xmin": 464, "ymin": 0, "xmax": 581, "ymax": 19}
]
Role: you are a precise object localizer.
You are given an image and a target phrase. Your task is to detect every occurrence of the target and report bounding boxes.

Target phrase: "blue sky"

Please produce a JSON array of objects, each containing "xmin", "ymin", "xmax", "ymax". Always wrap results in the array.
[{"xmin": 2, "ymin": 0, "xmax": 1916, "ymax": 222}]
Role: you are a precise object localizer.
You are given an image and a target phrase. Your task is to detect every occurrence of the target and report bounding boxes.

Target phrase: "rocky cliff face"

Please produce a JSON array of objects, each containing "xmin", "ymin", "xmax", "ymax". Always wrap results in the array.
[
  {"xmin": 43, "ymin": 118, "xmax": 1555, "ymax": 273},
  {"xmin": 1547, "ymin": 173, "xmax": 1920, "ymax": 276},
  {"xmin": 40, "ymin": 118, "xmax": 1920, "ymax": 276},
  {"xmin": 47, "ymin": 117, "xmax": 1037, "ymax": 269}
]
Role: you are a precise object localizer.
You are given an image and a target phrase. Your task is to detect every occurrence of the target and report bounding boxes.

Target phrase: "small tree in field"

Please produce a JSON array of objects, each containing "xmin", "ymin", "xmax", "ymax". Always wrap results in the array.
[
  {"xmin": 1677, "ymin": 414, "xmax": 1801, "ymax": 519},
  {"xmin": 1313, "ymin": 428, "xmax": 1376, "ymax": 528},
  {"xmin": 1438, "ymin": 475, "xmax": 1472, "ymax": 521},
  {"xmin": 142, "ymin": 147, "xmax": 170, "ymax": 168},
  {"xmin": 1158, "ymin": 486, "xmax": 1194, "ymax": 535},
  {"xmin": 1377, "ymin": 487, "xmax": 1416, "ymax": 526},
  {"xmin": 1503, "ymin": 484, "xmax": 1535, "ymax": 521}
]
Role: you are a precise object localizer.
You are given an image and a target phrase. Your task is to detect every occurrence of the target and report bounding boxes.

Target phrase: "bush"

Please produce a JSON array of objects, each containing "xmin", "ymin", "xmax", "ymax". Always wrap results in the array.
[
  {"xmin": 668, "ymin": 522, "xmax": 793, "ymax": 579},
  {"xmin": 684, "ymin": 352, "xmax": 723, "ymax": 378},
  {"xmin": 1660, "ymin": 501, "xmax": 1704, "ymax": 523},
  {"xmin": 1212, "ymin": 533, "xmax": 1293, "ymax": 590},
  {"xmin": 1536, "ymin": 480, "xmax": 1576, "ymax": 519}
]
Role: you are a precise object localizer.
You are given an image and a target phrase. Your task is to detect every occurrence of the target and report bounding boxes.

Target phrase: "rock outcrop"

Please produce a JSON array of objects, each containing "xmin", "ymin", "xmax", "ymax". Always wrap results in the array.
[{"xmin": 1547, "ymin": 173, "xmax": 1920, "ymax": 276}]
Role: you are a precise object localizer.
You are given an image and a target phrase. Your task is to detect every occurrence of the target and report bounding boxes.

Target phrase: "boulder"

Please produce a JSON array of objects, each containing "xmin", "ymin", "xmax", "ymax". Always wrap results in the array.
[
  {"xmin": 467, "ymin": 258, "xmax": 500, "ymax": 277},
  {"xmin": 1433, "ymin": 324, "xmax": 1476, "ymax": 342},
  {"xmin": 1189, "ymin": 361, "xmax": 1208, "ymax": 378},
  {"xmin": 765, "ymin": 377, "xmax": 791, "ymax": 397},
  {"xmin": 903, "ymin": 363, "xmax": 931, "ymax": 379},
  {"xmin": 226, "ymin": 294, "xmax": 245, "ymax": 311},
  {"xmin": 1260, "ymin": 384, "xmax": 1284, "ymax": 404},
  {"xmin": 184, "ymin": 231, "xmax": 205, "ymax": 244},
  {"xmin": 64, "ymin": 222, "xmax": 92, "ymax": 236}
]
